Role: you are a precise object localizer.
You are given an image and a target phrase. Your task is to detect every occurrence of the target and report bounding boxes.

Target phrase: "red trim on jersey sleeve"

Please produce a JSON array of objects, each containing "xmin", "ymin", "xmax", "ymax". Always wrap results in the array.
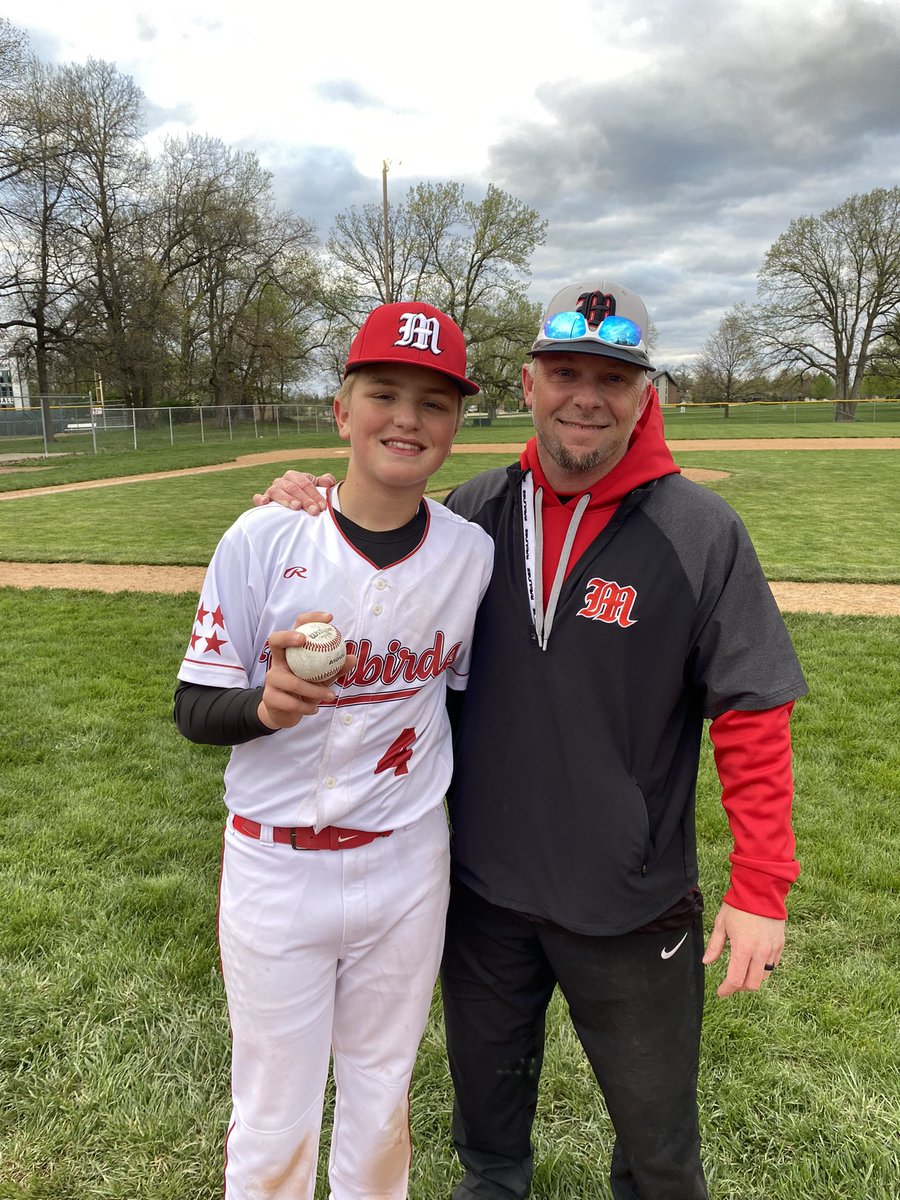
[
  {"xmin": 708, "ymin": 702, "xmax": 800, "ymax": 920},
  {"xmin": 181, "ymin": 656, "xmax": 245, "ymax": 671}
]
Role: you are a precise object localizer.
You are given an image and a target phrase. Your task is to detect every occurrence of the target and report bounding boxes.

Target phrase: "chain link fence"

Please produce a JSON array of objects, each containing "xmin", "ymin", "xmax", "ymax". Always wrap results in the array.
[
  {"xmin": 0, "ymin": 402, "xmax": 338, "ymax": 456},
  {"xmin": 1, "ymin": 398, "xmax": 898, "ymax": 460},
  {"xmin": 661, "ymin": 397, "xmax": 900, "ymax": 425}
]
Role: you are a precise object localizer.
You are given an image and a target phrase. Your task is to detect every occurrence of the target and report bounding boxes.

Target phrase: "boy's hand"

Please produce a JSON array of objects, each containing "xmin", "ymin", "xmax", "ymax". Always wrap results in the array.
[
  {"xmin": 257, "ymin": 611, "xmax": 357, "ymax": 729},
  {"xmin": 252, "ymin": 471, "xmax": 335, "ymax": 513}
]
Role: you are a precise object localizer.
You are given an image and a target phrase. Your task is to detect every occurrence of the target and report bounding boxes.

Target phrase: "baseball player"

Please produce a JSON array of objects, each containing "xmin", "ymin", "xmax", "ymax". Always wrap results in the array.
[{"xmin": 174, "ymin": 302, "xmax": 494, "ymax": 1200}]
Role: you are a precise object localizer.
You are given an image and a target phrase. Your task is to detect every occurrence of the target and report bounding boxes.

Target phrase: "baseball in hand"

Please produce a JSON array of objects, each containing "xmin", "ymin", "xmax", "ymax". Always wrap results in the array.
[{"xmin": 285, "ymin": 621, "xmax": 347, "ymax": 684}]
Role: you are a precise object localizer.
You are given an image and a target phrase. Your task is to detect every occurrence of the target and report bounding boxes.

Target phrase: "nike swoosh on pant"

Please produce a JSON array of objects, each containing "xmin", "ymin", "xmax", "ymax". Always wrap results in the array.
[{"xmin": 660, "ymin": 931, "xmax": 689, "ymax": 960}]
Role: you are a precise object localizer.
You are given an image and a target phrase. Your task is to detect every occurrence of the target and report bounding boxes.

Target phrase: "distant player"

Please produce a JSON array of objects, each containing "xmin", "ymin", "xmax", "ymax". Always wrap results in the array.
[{"xmin": 174, "ymin": 302, "xmax": 494, "ymax": 1200}]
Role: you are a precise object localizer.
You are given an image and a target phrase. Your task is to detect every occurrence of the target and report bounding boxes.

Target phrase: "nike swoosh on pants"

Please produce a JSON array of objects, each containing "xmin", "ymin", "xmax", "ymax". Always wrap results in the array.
[{"xmin": 660, "ymin": 931, "xmax": 689, "ymax": 960}]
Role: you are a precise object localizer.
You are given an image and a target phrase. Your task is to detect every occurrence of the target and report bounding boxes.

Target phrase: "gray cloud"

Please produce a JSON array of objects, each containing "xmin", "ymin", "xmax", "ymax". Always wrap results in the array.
[
  {"xmin": 142, "ymin": 98, "xmax": 196, "ymax": 131},
  {"xmin": 135, "ymin": 14, "xmax": 157, "ymax": 42},
  {"xmin": 12, "ymin": 0, "xmax": 898, "ymax": 365},
  {"xmin": 487, "ymin": 0, "xmax": 900, "ymax": 361},
  {"xmin": 315, "ymin": 79, "xmax": 385, "ymax": 109},
  {"xmin": 8, "ymin": 21, "xmax": 60, "ymax": 64},
  {"xmin": 260, "ymin": 145, "xmax": 377, "ymax": 238}
]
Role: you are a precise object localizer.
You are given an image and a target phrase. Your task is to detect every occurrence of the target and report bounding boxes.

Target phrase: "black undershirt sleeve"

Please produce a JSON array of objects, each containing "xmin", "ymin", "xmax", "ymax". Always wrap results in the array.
[{"xmin": 174, "ymin": 680, "xmax": 273, "ymax": 746}]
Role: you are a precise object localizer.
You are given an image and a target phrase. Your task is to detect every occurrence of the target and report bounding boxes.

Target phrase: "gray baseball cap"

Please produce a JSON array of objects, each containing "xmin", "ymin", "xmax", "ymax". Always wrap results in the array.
[{"xmin": 530, "ymin": 280, "xmax": 654, "ymax": 371}]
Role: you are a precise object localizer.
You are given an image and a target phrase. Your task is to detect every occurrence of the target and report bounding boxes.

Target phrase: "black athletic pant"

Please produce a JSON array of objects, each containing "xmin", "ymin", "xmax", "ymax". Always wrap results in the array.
[{"xmin": 440, "ymin": 880, "xmax": 709, "ymax": 1200}]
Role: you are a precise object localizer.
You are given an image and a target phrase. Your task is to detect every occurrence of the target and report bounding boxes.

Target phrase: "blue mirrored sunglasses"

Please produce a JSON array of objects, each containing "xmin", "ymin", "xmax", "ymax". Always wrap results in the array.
[{"xmin": 543, "ymin": 310, "xmax": 642, "ymax": 348}]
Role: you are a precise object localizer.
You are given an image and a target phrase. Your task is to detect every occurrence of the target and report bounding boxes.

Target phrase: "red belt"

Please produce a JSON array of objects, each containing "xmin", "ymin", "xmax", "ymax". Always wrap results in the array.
[{"xmin": 233, "ymin": 814, "xmax": 392, "ymax": 851}]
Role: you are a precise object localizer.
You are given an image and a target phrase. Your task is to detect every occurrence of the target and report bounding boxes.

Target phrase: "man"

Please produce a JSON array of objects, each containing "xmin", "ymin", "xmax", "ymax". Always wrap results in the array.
[{"xmin": 257, "ymin": 281, "xmax": 807, "ymax": 1200}]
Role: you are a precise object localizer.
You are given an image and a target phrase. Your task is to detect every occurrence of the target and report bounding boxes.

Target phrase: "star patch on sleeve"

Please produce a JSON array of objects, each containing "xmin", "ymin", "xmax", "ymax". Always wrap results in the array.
[{"xmin": 203, "ymin": 630, "xmax": 228, "ymax": 655}]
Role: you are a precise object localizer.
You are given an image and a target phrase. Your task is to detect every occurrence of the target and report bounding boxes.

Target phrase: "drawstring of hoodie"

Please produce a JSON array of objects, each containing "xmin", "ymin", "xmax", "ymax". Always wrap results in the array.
[{"xmin": 521, "ymin": 473, "xmax": 590, "ymax": 651}]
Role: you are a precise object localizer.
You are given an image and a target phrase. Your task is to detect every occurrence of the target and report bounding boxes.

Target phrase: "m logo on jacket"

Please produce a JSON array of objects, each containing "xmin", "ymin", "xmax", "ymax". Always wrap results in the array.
[{"xmin": 578, "ymin": 577, "xmax": 638, "ymax": 628}]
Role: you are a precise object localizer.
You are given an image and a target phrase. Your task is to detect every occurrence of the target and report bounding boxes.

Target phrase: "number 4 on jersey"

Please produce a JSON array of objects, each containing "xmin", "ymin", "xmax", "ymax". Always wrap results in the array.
[{"xmin": 375, "ymin": 728, "xmax": 417, "ymax": 776}]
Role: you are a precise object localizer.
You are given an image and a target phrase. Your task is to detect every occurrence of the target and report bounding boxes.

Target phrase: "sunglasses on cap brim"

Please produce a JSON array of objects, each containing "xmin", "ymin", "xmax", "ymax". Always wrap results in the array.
[{"xmin": 541, "ymin": 311, "xmax": 643, "ymax": 349}]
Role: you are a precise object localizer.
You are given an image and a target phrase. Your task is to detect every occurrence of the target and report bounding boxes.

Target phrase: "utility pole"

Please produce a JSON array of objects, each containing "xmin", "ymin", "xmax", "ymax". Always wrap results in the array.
[{"xmin": 382, "ymin": 160, "xmax": 392, "ymax": 303}]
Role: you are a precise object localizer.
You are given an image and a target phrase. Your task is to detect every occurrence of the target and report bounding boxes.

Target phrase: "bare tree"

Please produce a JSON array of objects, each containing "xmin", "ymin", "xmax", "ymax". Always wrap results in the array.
[
  {"xmin": 0, "ymin": 62, "xmax": 85, "ymax": 404},
  {"xmin": 464, "ymin": 293, "xmax": 542, "ymax": 415},
  {"xmin": 693, "ymin": 304, "xmax": 760, "ymax": 404},
  {"xmin": 411, "ymin": 183, "xmax": 545, "ymax": 342},
  {"xmin": 328, "ymin": 199, "xmax": 425, "ymax": 311},
  {"xmin": 757, "ymin": 187, "xmax": 900, "ymax": 420}
]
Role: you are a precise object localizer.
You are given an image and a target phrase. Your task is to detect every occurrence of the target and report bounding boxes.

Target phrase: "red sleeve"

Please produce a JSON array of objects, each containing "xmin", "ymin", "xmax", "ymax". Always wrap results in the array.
[{"xmin": 708, "ymin": 701, "xmax": 800, "ymax": 920}]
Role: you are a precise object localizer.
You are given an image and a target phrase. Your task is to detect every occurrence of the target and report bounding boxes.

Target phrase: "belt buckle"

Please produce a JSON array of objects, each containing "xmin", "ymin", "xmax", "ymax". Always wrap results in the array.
[{"xmin": 289, "ymin": 827, "xmax": 314, "ymax": 851}]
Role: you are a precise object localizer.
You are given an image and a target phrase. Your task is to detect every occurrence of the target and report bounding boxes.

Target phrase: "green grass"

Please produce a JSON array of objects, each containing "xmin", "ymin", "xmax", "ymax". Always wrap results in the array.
[
  {"xmin": 0, "ymin": 594, "xmax": 896, "ymax": 1198},
  {"xmin": 675, "ymin": 449, "xmax": 900, "ymax": 582},
  {"xmin": 0, "ymin": 432, "xmax": 342, "ymax": 493},
  {"xmin": 1, "ymin": 449, "xmax": 897, "ymax": 583},
  {"xmin": 0, "ymin": 454, "xmax": 512, "ymax": 566},
  {"xmin": 0, "ymin": 398, "xmax": 897, "ymax": 493}
]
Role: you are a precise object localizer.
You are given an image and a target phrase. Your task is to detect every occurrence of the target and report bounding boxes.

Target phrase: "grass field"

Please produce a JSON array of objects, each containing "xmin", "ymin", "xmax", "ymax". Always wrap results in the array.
[
  {"xmin": 1, "ymin": 449, "xmax": 898, "ymax": 584},
  {"xmin": 0, "ymin": 418, "xmax": 898, "ymax": 1198},
  {"xmin": 0, "ymin": 593, "xmax": 897, "ymax": 1199}
]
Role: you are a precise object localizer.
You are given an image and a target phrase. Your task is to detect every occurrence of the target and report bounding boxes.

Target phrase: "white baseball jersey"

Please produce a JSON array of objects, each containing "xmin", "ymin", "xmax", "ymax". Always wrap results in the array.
[{"xmin": 178, "ymin": 489, "xmax": 494, "ymax": 831}]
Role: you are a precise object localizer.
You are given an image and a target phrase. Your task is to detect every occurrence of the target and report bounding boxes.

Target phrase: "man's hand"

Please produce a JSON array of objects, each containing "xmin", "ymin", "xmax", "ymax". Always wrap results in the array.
[
  {"xmin": 252, "ymin": 471, "xmax": 336, "ymax": 512},
  {"xmin": 702, "ymin": 902, "xmax": 785, "ymax": 998},
  {"xmin": 257, "ymin": 610, "xmax": 356, "ymax": 729}
]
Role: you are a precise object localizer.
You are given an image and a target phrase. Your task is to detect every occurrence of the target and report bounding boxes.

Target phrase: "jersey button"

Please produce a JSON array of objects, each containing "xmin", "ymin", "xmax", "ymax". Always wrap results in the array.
[
  {"xmin": 374, "ymin": 579, "xmax": 387, "ymax": 591},
  {"xmin": 372, "ymin": 603, "xmax": 383, "ymax": 615},
  {"xmin": 342, "ymin": 714, "xmax": 352, "ymax": 726},
  {"xmin": 325, "ymin": 776, "xmax": 336, "ymax": 789}
]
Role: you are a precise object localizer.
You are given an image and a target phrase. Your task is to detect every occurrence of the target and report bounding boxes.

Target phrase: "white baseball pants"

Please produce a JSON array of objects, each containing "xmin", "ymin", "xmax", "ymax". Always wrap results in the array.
[{"xmin": 217, "ymin": 804, "xmax": 450, "ymax": 1200}]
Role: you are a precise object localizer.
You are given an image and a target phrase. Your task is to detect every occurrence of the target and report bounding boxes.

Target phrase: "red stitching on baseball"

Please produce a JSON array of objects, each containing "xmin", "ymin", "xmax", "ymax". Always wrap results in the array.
[{"xmin": 306, "ymin": 631, "xmax": 341, "ymax": 653}]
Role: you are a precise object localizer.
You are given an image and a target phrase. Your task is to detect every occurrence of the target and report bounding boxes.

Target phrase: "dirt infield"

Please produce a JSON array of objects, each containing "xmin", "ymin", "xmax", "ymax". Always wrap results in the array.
[
  {"xmin": 1, "ymin": 561, "xmax": 896, "ymax": 615},
  {"xmin": 1, "ymin": 440, "xmax": 898, "ymax": 614}
]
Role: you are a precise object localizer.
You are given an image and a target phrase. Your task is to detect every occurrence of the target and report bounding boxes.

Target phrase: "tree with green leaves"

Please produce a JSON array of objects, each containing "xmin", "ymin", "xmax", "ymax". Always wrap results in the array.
[
  {"xmin": 0, "ymin": 17, "xmax": 30, "ymax": 184},
  {"xmin": 757, "ymin": 187, "xmax": 900, "ymax": 420},
  {"xmin": 860, "ymin": 322, "xmax": 900, "ymax": 398},
  {"xmin": 158, "ymin": 137, "xmax": 321, "ymax": 409},
  {"xmin": 326, "ymin": 181, "xmax": 546, "ymax": 406}
]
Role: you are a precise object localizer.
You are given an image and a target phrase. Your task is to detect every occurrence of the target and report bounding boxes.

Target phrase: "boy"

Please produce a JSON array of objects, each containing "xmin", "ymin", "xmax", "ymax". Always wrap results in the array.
[{"xmin": 174, "ymin": 301, "xmax": 494, "ymax": 1200}]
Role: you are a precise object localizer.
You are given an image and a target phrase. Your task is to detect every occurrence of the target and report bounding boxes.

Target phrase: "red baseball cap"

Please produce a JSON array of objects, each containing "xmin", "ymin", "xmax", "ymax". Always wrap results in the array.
[{"xmin": 344, "ymin": 301, "xmax": 480, "ymax": 395}]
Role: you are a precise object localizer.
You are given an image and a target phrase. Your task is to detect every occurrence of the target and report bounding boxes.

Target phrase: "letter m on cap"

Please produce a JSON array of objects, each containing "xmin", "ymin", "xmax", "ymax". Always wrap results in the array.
[
  {"xmin": 395, "ymin": 312, "xmax": 442, "ymax": 355},
  {"xmin": 576, "ymin": 291, "xmax": 616, "ymax": 329}
]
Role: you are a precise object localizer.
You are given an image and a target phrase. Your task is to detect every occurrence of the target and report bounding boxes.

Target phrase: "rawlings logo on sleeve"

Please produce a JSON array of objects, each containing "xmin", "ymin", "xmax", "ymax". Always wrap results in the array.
[{"xmin": 577, "ymin": 578, "xmax": 638, "ymax": 628}]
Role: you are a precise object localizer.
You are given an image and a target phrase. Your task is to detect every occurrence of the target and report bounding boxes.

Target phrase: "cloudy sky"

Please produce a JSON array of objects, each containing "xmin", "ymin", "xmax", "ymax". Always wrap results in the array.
[{"xmin": 6, "ymin": 0, "xmax": 900, "ymax": 366}]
